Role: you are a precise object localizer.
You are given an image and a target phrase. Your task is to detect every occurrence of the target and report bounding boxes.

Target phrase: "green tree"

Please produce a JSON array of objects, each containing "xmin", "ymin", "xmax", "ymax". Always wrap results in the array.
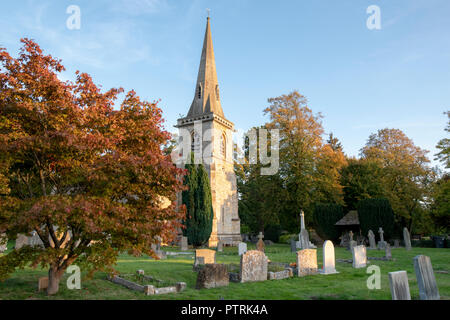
[
  {"xmin": 435, "ymin": 111, "xmax": 450, "ymax": 169},
  {"xmin": 313, "ymin": 203, "xmax": 345, "ymax": 242},
  {"xmin": 430, "ymin": 174, "xmax": 450, "ymax": 233},
  {"xmin": 181, "ymin": 154, "xmax": 213, "ymax": 247},
  {"xmin": 357, "ymin": 199, "xmax": 396, "ymax": 240}
]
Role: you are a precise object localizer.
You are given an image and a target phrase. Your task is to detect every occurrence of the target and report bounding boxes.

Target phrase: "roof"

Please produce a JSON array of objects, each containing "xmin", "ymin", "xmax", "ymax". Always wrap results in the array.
[{"xmin": 335, "ymin": 210, "xmax": 360, "ymax": 226}]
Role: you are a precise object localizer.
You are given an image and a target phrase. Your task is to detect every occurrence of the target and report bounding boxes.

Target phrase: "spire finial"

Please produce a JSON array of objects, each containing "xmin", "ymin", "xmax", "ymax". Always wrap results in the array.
[{"xmin": 206, "ymin": 8, "xmax": 210, "ymax": 19}]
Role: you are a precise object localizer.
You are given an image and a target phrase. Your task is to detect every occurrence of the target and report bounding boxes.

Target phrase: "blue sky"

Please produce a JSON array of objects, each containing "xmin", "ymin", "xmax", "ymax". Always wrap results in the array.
[{"xmin": 1, "ymin": 0, "xmax": 449, "ymax": 170}]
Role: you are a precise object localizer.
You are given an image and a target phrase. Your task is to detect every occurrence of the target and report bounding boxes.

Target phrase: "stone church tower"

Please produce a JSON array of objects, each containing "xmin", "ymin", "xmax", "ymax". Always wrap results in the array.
[{"xmin": 175, "ymin": 17, "xmax": 241, "ymax": 247}]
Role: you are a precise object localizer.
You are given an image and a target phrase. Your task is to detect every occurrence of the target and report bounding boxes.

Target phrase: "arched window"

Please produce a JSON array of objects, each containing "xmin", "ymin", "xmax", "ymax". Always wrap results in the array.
[
  {"xmin": 191, "ymin": 131, "xmax": 201, "ymax": 153},
  {"xmin": 197, "ymin": 84, "xmax": 202, "ymax": 99},
  {"xmin": 215, "ymin": 85, "xmax": 220, "ymax": 101},
  {"xmin": 220, "ymin": 133, "xmax": 226, "ymax": 159}
]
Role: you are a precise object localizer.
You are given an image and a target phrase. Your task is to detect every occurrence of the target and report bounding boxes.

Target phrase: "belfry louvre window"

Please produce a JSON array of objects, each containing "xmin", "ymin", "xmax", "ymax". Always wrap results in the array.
[
  {"xmin": 191, "ymin": 132, "xmax": 201, "ymax": 153},
  {"xmin": 197, "ymin": 85, "xmax": 202, "ymax": 99}
]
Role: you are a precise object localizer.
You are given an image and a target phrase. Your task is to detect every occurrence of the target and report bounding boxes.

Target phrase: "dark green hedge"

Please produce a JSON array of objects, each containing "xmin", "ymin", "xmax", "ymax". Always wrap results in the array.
[
  {"xmin": 264, "ymin": 224, "xmax": 282, "ymax": 243},
  {"xmin": 313, "ymin": 203, "xmax": 345, "ymax": 242},
  {"xmin": 357, "ymin": 198, "xmax": 395, "ymax": 240}
]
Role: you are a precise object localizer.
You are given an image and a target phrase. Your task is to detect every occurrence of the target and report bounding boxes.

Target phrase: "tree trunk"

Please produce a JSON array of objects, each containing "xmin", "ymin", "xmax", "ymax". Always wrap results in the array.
[{"xmin": 47, "ymin": 266, "xmax": 64, "ymax": 295}]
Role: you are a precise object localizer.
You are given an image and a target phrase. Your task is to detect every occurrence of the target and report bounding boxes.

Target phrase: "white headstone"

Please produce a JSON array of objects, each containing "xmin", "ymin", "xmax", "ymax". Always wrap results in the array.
[
  {"xmin": 413, "ymin": 255, "xmax": 440, "ymax": 300},
  {"xmin": 238, "ymin": 242, "xmax": 247, "ymax": 256},
  {"xmin": 352, "ymin": 245, "xmax": 367, "ymax": 268},
  {"xmin": 321, "ymin": 241, "xmax": 338, "ymax": 275},
  {"xmin": 389, "ymin": 271, "xmax": 411, "ymax": 300}
]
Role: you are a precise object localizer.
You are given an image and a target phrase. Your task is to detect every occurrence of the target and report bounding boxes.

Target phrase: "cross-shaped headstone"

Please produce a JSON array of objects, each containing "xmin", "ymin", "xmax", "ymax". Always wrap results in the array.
[
  {"xmin": 300, "ymin": 210, "xmax": 305, "ymax": 230},
  {"xmin": 378, "ymin": 227, "xmax": 384, "ymax": 242},
  {"xmin": 258, "ymin": 232, "xmax": 264, "ymax": 241}
]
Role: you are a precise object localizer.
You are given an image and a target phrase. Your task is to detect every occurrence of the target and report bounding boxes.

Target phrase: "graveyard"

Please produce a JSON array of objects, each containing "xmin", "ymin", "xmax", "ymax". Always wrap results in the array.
[{"xmin": 0, "ymin": 241, "xmax": 448, "ymax": 300}]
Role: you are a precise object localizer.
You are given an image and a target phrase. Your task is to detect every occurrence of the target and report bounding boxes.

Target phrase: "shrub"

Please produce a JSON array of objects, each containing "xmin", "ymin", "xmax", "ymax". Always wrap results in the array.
[
  {"xmin": 357, "ymin": 198, "xmax": 396, "ymax": 240},
  {"xmin": 313, "ymin": 203, "xmax": 345, "ymax": 242},
  {"xmin": 264, "ymin": 224, "xmax": 282, "ymax": 243}
]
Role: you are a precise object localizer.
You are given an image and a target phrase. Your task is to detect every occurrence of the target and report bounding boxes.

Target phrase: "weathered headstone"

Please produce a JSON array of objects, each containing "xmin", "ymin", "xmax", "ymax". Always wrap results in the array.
[
  {"xmin": 394, "ymin": 239, "xmax": 400, "ymax": 248},
  {"xmin": 256, "ymin": 232, "xmax": 265, "ymax": 252},
  {"xmin": 296, "ymin": 249, "xmax": 318, "ymax": 276},
  {"xmin": 38, "ymin": 277, "xmax": 49, "ymax": 292},
  {"xmin": 368, "ymin": 230, "xmax": 376, "ymax": 249},
  {"xmin": 240, "ymin": 250, "xmax": 268, "ymax": 283},
  {"xmin": 15, "ymin": 234, "xmax": 29, "ymax": 250},
  {"xmin": 413, "ymin": 255, "xmax": 440, "ymax": 300},
  {"xmin": 352, "ymin": 245, "xmax": 367, "ymax": 268},
  {"xmin": 0, "ymin": 234, "xmax": 7, "ymax": 253},
  {"xmin": 299, "ymin": 229, "xmax": 310, "ymax": 250},
  {"xmin": 268, "ymin": 269, "xmax": 292, "ymax": 280},
  {"xmin": 290, "ymin": 238, "xmax": 297, "ymax": 253},
  {"xmin": 349, "ymin": 240, "xmax": 357, "ymax": 252},
  {"xmin": 196, "ymin": 264, "xmax": 229, "ymax": 289},
  {"xmin": 180, "ymin": 236, "xmax": 188, "ymax": 251},
  {"xmin": 378, "ymin": 227, "xmax": 387, "ymax": 249},
  {"xmin": 29, "ymin": 231, "xmax": 44, "ymax": 248},
  {"xmin": 321, "ymin": 240, "xmax": 338, "ymax": 275},
  {"xmin": 385, "ymin": 243, "xmax": 392, "ymax": 259},
  {"xmin": 403, "ymin": 227, "xmax": 411, "ymax": 251},
  {"xmin": 388, "ymin": 271, "xmax": 411, "ymax": 300},
  {"xmin": 217, "ymin": 241, "xmax": 223, "ymax": 252},
  {"xmin": 238, "ymin": 242, "xmax": 247, "ymax": 256},
  {"xmin": 194, "ymin": 249, "xmax": 216, "ymax": 266}
]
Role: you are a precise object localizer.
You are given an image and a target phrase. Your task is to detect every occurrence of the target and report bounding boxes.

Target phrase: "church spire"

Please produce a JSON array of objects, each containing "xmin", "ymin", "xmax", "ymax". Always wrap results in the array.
[{"xmin": 187, "ymin": 16, "xmax": 224, "ymax": 118}]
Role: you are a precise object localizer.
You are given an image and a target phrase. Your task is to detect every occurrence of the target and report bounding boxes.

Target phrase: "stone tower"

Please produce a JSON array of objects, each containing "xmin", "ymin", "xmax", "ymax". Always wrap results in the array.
[{"xmin": 175, "ymin": 17, "xmax": 241, "ymax": 247}]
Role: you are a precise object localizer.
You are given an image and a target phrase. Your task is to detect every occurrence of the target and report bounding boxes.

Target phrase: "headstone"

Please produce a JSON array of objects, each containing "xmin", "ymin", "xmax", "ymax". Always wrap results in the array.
[
  {"xmin": 299, "ymin": 229, "xmax": 310, "ymax": 250},
  {"xmin": 196, "ymin": 264, "xmax": 229, "ymax": 289},
  {"xmin": 346, "ymin": 231, "xmax": 354, "ymax": 250},
  {"xmin": 217, "ymin": 241, "xmax": 223, "ymax": 252},
  {"xmin": 413, "ymin": 255, "xmax": 440, "ymax": 300},
  {"xmin": 29, "ymin": 231, "xmax": 44, "ymax": 247},
  {"xmin": 296, "ymin": 249, "xmax": 318, "ymax": 276},
  {"xmin": 0, "ymin": 234, "xmax": 7, "ymax": 253},
  {"xmin": 240, "ymin": 250, "xmax": 268, "ymax": 283},
  {"xmin": 352, "ymin": 245, "xmax": 367, "ymax": 268},
  {"xmin": 378, "ymin": 227, "xmax": 387, "ymax": 249},
  {"xmin": 321, "ymin": 240, "xmax": 338, "ymax": 275},
  {"xmin": 194, "ymin": 249, "xmax": 216, "ymax": 266},
  {"xmin": 38, "ymin": 277, "xmax": 49, "ymax": 292},
  {"xmin": 388, "ymin": 271, "xmax": 411, "ymax": 300},
  {"xmin": 238, "ymin": 242, "xmax": 247, "ymax": 256},
  {"xmin": 15, "ymin": 234, "xmax": 29, "ymax": 250},
  {"xmin": 368, "ymin": 230, "xmax": 376, "ymax": 249},
  {"xmin": 268, "ymin": 269, "xmax": 292, "ymax": 280},
  {"xmin": 385, "ymin": 243, "xmax": 392, "ymax": 259},
  {"xmin": 340, "ymin": 232, "xmax": 350, "ymax": 248},
  {"xmin": 403, "ymin": 227, "xmax": 411, "ymax": 251},
  {"xmin": 349, "ymin": 240, "xmax": 357, "ymax": 252},
  {"xmin": 290, "ymin": 238, "xmax": 297, "ymax": 253},
  {"xmin": 180, "ymin": 236, "xmax": 188, "ymax": 251},
  {"xmin": 256, "ymin": 232, "xmax": 265, "ymax": 252},
  {"xmin": 394, "ymin": 239, "xmax": 400, "ymax": 248}
]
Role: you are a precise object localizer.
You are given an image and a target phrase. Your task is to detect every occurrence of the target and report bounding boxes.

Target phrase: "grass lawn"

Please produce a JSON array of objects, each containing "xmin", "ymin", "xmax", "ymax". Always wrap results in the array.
[{"xmin": 0, "ymin": 241, "xmax": 449, "ymax": 300}]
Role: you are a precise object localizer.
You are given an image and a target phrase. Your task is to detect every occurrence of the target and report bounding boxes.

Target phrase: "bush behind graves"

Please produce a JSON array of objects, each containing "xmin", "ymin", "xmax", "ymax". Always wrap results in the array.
[
  {"xmin": 313, "ymin": 203, "xmax": 345, "ymax": 242},
  {"xmin": 357, "ymin": 198, "xmax": 396, "ymax": 240}
]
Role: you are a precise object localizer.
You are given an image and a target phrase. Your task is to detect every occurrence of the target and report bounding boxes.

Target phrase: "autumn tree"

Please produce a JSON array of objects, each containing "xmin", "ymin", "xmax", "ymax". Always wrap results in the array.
[
  {"xmin": 0, "ymin": 39, "xmax": 185, "ymax": 295},
  {"xmin": 263, "ymin": 91, "xmax": 347, "ymax": 229},
  {"xmin": 360, "ymin": 128, "xmax": 433, "ymax": 231}
]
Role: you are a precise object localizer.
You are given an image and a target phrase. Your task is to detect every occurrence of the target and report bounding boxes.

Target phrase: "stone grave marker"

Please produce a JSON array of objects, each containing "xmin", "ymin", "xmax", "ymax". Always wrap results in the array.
[
  {"xmin": 403, "ymin": 227, "xmax": 411, "ymax": 251},
  {"xmin": 368, "ymin": 230, "xmax": 376, "ymax": 249},
  {"xmin": 15, "ymin": 234, "xmax": 29, "ymax": 250},
  {"xmin": 349, "ymin": 240, "xmax": 357, "ymax": 252},
  {"xmin": 180, "ymin": 236, "xmax": 188, "ymax": 251},
  {"xmin": 413, "ymin": 255, "xmax": 440, "ymax": 300},
  {"xmin": 296, "ymin": 249, "xmax": 318, "ymax": 276},
  {"xmin": 217, "ymin": 241, "xmax": 223, "ymax": 252},
  {"xmin": 385, "ymin": 243, "xmax": 392, "ymax": 260},
  {"xmin": 352, "ymin": 245, "xmax": 367, "ymax": 268},
  {"xmin": 321, "ymin": 240, "xmax": 338, "ymax": 275},
  {"xmin": 290, "ymin": 238, "xmax": 297, "ymax": 253},
  {"xmin": 299, "ymin": 229, "xmax": 310, "ymax": 250},
  {"xmin": 238, "ymin": 242, "xmax": 247, "ymax": 256},
  {"xmin": 394, "ymin": 239, "xmax": 400, "ymax": 248},
  {"xmin": 240, "ymin": 250, "xmax": 268, "ymax": 283},
  {"xmin": 389, "ymin": 271, "xmax": 411, "ymax": 300},
  {"xmin": 38, "ymin": 277, "xmax": 49, "ymax": 292},
  {"xmin": 194, "ymin": 249, "xmax": 216, "ymax": 267},
  {"xmin": 256, "ymin": 232, "xmax": 265, "ymax": 252},
  {"xmin": 378, "ymin": 227, "xmax": 387, "ymax": 249},
  {"xmin": 196, "ymin": 264, "xmax": 229, "ymax": 289}
]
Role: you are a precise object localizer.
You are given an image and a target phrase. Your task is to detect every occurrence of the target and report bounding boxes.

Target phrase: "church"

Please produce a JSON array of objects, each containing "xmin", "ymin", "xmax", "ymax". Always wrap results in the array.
[{"xmin": 175, "ymin": 17, "xmax": 241, "ymax": 247}]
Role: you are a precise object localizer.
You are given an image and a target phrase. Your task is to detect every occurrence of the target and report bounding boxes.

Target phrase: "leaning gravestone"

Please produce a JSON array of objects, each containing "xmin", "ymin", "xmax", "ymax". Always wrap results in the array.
[
  {"xmin": 352, "ymin": 245, "xmax": 367, "ymax": 268},
  {"xmin": 180, "ymin": 236, "xmax": 188, "ymax": 251},
  {"xmin": 388, "ymin": 271, "xmax": 411, "ymax": 300},
  {"xmin": 15, "ymin": 234, "xmax": 29, "ymax": 250},
  {"xmin": 403, "ymin": 227, "xmax": 411, "ymax": 251},
  {"xmin": 240, "ymin": 250, "xmax": 268, "ymax": 283},
  {"xmin": 368, "ymin": 230, "xmax": 376, "ymax": 249},
  {"xmin": 196, "ymin": 264, "xmax": 229, "ymax": 289},
  {"xmin": 238, "ymin": 242, "xmax": 247, "ymax": 256},
  {"xmin": 297, "ymin": 249, "xmax": 318, "ymax": 276},
  {"xmin": 413, "ymin": 255, "xmax": 440, "ymax": 300},
  {"xmin": 321, "ymin": 241, "xmax": 338, "ymax": 275},
  {"xmin": 194, "ymin": 249, "xmax": 216, "ymax": 267}
]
